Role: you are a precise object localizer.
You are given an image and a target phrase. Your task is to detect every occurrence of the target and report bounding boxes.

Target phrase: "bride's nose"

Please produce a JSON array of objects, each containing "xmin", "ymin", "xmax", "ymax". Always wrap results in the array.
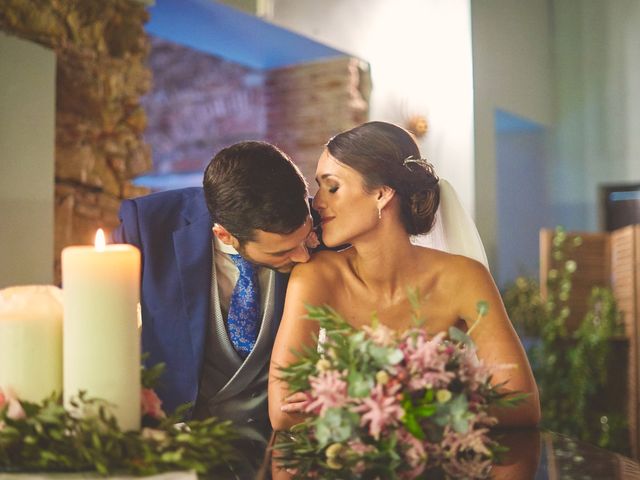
[{"xmin": 312, "ymin": 191, "xmax": 325, "ymax": 211}]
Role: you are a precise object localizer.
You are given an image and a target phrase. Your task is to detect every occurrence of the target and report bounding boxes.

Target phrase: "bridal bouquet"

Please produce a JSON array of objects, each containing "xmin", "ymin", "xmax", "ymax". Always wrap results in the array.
[{"xmin": 275, "ymin": 301, "xmax": 523, "ymax": 479}]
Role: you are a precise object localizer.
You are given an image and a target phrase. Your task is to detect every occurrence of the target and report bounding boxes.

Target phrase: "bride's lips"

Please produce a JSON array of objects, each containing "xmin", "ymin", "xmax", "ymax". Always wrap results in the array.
[{"xmin": 320, "ymin": 216, "xmax": 335, "ymax": 226}]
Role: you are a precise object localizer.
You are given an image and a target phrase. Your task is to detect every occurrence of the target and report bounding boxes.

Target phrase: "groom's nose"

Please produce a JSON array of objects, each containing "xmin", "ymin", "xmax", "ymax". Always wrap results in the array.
[{"xmin": 289, "ymin": 243, "xmax": 311, "ymax": 264}]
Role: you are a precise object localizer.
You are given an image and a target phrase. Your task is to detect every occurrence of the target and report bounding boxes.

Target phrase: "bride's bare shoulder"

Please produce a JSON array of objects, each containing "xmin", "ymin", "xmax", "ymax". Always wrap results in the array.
[
  {"xmin": 417, "ymin": 247, "xmax": 489, "ymax": 282},
  {"xmin": 290, "ymin": 248, "xmax": 351, "ymax": 281},
  {"xmin": 285, "ymin": 250, "xmax": 350, "ymax": 308}
]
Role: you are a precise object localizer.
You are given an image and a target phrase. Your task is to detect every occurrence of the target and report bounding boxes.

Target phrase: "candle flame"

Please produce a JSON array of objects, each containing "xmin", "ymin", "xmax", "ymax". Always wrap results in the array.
[{"xmin": 95, "ymin": 228, "xmax": 106, "ymax": 251}]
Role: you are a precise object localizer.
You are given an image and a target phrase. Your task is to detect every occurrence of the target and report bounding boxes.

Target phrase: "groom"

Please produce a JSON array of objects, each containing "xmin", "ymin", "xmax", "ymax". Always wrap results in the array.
[{"xmin": 112, "ymin": 141, "xmax": 314, "ymax": 442}]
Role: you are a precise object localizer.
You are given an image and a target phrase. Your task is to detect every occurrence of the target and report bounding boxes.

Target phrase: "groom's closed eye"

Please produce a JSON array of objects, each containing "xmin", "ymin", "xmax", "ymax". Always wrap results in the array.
[
  {"xmin": 267, "ymin": 247, "xmax": 298, "ymax": 258},
  {"xmin": 265, "ymin": 227, "xmax": 314, "ymax": 257}
]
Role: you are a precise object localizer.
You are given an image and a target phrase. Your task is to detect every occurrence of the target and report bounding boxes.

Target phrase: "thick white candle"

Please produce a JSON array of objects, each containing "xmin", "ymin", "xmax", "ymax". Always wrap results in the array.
[
  {"xmin": 0, "ymin": 285, "xmax": 63, "ymax": 402},
  {"xmin": 62, "ymin": 229, "xmax": 141, "ymax": 431}
]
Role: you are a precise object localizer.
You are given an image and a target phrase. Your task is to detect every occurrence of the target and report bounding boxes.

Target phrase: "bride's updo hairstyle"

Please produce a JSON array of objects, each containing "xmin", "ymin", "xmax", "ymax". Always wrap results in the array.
[{"xmin": 326, "ymin": 121, "xmax": 440, "ymax": 235}]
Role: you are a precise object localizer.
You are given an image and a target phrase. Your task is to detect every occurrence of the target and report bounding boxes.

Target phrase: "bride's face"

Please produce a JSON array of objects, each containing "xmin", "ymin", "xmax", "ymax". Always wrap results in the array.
[{"xmin": 313, "ymin": 149, "xmax": 379, "ymax": 247}]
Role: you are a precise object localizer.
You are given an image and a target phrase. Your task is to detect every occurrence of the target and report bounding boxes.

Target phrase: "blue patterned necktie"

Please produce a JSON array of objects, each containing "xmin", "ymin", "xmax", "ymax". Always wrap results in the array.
[{"xmin": 227, "ymin": 254, "xmax": 260, "ymax": 358}]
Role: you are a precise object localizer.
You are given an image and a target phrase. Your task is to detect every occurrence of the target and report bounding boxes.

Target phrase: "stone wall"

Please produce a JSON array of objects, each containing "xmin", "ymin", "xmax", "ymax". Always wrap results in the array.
[
  {"xmin": 141, "ymin": 44, "xmax": 370, "ymax": 187},
  {"xmin": 265, "ymin": 57, "xmax": 371, "ymax": 187},
  {"xmin": 143, "ymin": 42, "xmax": 370, "ymax": 188},
  {"xmin": 0, "ymin": 0, "xmax": 152, "ymax": 282},
  {"xmin": 142, "ymin": 37, "xmax": 266, "ymax": 175},
  {"xmin": 1, "ymin": 1, "xmax": 370, "ymax": 284}
]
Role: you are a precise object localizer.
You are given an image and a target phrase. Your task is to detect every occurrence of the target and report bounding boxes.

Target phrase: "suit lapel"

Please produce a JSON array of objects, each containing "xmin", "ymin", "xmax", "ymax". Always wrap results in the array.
[
  {"xmin": 214, "ymin": 270, "xmax": 290, "ymax": 402},
  {"xmin": 173, "ymin": 194, "xmax": 212, "ymax": 369}
]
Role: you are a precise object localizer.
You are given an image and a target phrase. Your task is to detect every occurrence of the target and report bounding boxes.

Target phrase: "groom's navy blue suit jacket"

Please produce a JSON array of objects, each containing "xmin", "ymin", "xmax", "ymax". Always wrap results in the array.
[{"xmin": 112, "ymin": 187, "xmax": 289, "ymax": 416}]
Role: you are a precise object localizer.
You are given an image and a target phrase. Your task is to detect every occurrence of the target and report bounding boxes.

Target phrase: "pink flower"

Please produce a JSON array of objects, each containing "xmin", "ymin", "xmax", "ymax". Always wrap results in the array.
[
  {"xmin": 470, "ymin": 410, "xmax": 498, "ymax": 429},
  {"xmin": 344, "ymin": 441, "xmax": 376, "ymax": 475},
  {"xmin": 458, "ymin": 346, "xmax": 491, "ymax": 391},
  {"xmin": 141, "ymin": 388, "xmax": 166, "ymax": 419},
  {"xmin": 347, "ymin": 439, "xmax": 376, "ymax": 455},
  {"xmin": 305, "ymin": 370, "xmax": 348, "ymax": 415},
  {"xmin": 401, "ymin": 331, "xmax": 455, "ymax": 390},
  {"xmin": 439, "ymin": 425, "xmax": 493, "ymax": 478},
  {"xmin": 362, "ymin": 323, "xmax": 397, "ymax": 347},
  {"xmin": 354, "ymin": 384, "xmax": 404, "ymax": 440},
  {"xmin": 351, "ymin": 460, "xmax": 366, "ymax": 475},
  {"xmin": 0, "ymin": 386, "xmax": 26, "ymax": 423},
  {"xmin": 398, "ymin": 429, "xmax": 427, "ymax": 479}
]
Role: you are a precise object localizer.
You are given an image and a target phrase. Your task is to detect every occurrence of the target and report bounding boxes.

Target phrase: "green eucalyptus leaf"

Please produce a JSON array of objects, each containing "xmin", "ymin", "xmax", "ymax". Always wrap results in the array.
[
  {"xmin": 386, "ymin": 348, "xmax": 404, "ymax": 365},
  {"xmin": 449, "ymin": 326, "xmax": 472, "ymax": 346},
  {"xmin": 369, "ymin": 345, "xmax": 403, "ymax": 366},
  {"xmin": 424, "ymin": 389, "xmax": 435, "ymax": 403},
  {"xmin": 401, "ymin": 411, "xmax": 424, "ymax": 440},
  {"xmin": 315, "ymin": 409, "xmax": 357, "ymax": 448},
  {"xmin": 452, "ymin": 415, "xmax": 469, "ymax": 434},
  {"xmin": 347, "ymin": 370, "xmax": 373, "ymax": 398},
  {"xmin": 476, "ymin": 300, "xmax": 490, "ymax": 316},
  {"xmin": 413, "ymin": 405, "xmax": 437, "ymax": 418}
]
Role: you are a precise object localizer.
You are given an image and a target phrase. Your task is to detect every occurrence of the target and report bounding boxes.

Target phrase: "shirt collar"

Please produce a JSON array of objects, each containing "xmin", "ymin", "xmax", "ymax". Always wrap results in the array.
[{"xmin": 213, "ymin": 233, "xmax": 239, "ymax": 255}]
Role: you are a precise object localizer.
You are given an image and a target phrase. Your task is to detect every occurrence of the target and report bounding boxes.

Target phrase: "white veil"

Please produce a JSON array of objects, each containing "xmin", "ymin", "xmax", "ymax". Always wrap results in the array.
[{"xmin": 410, "ymin": 178, "xmax": 489, "ymax": 269}]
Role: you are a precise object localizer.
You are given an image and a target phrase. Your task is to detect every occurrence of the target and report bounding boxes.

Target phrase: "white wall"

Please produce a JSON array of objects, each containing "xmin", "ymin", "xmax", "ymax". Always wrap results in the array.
[
  {"xmin": 470, "ymin": 0, "xmax": 555, "ymax": 270},
  {"xmin": 267, "ymin": 0, "xmax": 640, "ymax": 280},
  {"xmin": 269, "ymin": 0, "xmax": 476, "ymax": 215},
  {"xmin": 552, "ymin": 0, "xmax": 640, "ymax": 231},
  {"xmin": 0, "ymin": 33, "xmax": 56, "ymax": 287}
]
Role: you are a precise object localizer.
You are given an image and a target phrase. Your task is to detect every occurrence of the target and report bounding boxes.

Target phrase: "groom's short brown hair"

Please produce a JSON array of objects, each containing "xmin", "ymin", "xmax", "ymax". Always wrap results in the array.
[{"xmin": 203, "ymin": 141, "xmax": 309, "ymax": 243}]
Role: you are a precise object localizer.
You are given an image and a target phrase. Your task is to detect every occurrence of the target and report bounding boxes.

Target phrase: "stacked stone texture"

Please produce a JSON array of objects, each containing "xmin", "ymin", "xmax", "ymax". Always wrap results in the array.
[
  {"xmin": 265, "ymin": 57, "xmax": 371, "ymax": 187},
  {"xmin": 1, "ymin": 0, "xmax": 152, "ymax": 282},
  {"xmin": 1, "ymin": 1, "xmax": 371, "ymax": 283},
  {"xmin": 142, "ymin": 37, "xmax": 267, "ymax": 175},
  {"xmin": 143, "ymin": 40, "xmax": 371, "ymax": 187}
]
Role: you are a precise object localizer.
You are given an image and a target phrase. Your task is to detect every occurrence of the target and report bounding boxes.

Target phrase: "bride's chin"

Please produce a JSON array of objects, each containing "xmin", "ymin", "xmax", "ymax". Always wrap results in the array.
[{"xmin": 321, "ymin": 233, "xmax": 347, "ymax": 248}]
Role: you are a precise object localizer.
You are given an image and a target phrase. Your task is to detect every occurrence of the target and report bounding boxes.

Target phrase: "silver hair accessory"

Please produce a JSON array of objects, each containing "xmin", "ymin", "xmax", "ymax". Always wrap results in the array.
[{"xmin": 403, "ymin": 156, "xmax": 430, "ymax": 170}]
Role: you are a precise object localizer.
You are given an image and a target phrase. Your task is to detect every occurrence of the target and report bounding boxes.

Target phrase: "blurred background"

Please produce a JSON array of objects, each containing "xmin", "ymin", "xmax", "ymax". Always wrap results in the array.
[{"xmin": 1, "ymin": 0, "xmax": 639, "ymax": 461}]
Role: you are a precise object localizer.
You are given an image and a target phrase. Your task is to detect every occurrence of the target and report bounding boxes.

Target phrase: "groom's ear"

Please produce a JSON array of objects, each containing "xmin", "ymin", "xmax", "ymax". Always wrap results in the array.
[
  {"xmin": 212, "ymin": 224, "xmax": 240, "ymax": 248},
  {"xmin": 376, "ymin": 185, "xmax": 396, "ymax": 209}
]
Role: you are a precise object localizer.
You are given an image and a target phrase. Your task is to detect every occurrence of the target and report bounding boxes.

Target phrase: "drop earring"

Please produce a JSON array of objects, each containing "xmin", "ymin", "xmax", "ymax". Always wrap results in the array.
[{"xmin": 378, "ymin": 207, "xmax": 382, "ymax": 220}]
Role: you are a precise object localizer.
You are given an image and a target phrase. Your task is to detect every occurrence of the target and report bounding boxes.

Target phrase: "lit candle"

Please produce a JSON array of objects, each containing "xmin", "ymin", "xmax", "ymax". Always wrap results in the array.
[
  {"xmin": 62, "ymin": 229, "xmax": 141, "ymax": 431},
  {"xmin": 0, "ymin": 285, "xmax": 63, "ymax": 402}
]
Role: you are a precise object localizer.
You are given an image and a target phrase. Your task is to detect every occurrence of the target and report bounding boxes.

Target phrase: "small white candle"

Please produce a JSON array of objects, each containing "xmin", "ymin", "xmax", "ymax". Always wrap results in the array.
[
  {"xmin": 0, "ymin": 285, "xmax": 63, "ymax": 403},
  {"xmin": 62, "ymin": 229, "xmax": 141, "ymax": 431}
]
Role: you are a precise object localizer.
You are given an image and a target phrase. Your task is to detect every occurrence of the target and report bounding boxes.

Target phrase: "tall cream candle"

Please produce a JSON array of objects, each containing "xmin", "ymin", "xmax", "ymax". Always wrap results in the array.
[
  {"xmin": 0, "ymin": 285, "xmax": 63, "ymax": 402},
  {"xmin": 62, "ymin": 229, "xmax": 141, "ymax": 431}
]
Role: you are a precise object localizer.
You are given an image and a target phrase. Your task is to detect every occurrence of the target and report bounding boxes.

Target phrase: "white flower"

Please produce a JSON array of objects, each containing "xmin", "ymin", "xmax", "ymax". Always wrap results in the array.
[
  {"xmin": 436, "ymin": 389, "xmax": 452, "ymax": 404},
  {"xmin": 316, "ymin": 358, "xmax": 332, "ymax": 372}
]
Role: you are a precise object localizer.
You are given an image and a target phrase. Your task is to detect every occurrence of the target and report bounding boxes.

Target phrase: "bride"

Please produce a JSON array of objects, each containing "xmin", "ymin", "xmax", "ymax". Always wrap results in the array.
[{"xmin": 268, "ymin": 121, "xmax": 540, "ymax": 430}]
